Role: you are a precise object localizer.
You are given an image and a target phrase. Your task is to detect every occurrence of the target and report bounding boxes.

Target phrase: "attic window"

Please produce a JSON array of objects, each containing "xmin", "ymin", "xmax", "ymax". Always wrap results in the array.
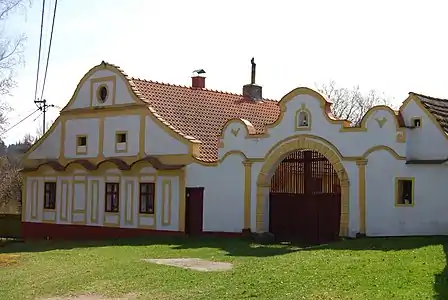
[
  {"xmin": 116, "ymin": 133, "xmax": 127, "ymax": 143},
  {"xmin": 412, "ymin": 117, "xmax": 421, "ymax": 128},
  {"xmin": 77, "ymin": 136, "xmax": 87, "ymax": 146},
  {"xmin": 115, "ymin": 132, "xmax": 128, "ymax": 153},
  {"xmin": 76, "ymin": 135, "xmax": 87, "ymax": 155},
  {"xmin": 97, "ymin": 85, "xmax": 109, "ymax": 103}
]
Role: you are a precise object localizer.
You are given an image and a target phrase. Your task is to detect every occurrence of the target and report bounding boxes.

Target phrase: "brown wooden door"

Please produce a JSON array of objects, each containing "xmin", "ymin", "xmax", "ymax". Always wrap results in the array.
[{"xmin": 185, "ymin": 187, "xmax": 204, "ymax": 236}]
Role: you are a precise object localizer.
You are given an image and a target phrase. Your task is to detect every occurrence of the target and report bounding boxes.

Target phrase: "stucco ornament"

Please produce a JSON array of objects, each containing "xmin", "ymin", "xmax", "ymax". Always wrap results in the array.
[{"xmin": 375, "ymin": 117, "xmax": 387, "ymax": 128}]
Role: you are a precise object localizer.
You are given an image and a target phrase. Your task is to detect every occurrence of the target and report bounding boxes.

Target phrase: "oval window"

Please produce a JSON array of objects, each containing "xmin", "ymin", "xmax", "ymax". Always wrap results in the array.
[{"xmin": 98, "ymin": 86, "xmax": 108, "ymax": 102}]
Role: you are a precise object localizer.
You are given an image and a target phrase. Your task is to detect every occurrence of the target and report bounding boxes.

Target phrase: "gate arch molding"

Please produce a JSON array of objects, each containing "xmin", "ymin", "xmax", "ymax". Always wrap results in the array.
[{"xmin": 256, "ymin": 136, "xmax": 350, "ymax": 236}]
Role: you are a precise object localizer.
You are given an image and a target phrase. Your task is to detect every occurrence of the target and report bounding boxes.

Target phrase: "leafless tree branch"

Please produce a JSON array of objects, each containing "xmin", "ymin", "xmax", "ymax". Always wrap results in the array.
[
  {"xmin": 316, "ymin": 80, "xmax": 395, "ymax": 126},
  {"xmin": 0, "ymin": 0, "xmax": 31, "ymax": 131}
]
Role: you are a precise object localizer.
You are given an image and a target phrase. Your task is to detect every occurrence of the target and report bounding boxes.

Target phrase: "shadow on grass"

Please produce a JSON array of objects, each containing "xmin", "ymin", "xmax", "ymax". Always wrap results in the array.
[
  {"xmin": 2, "ymin": 235, "xmax": 448, "ymax": 258},
  {"xmin": 434, "ymin": 242, "xmax": 448, "ymax": 300},
  {"xmin": 3, "ymin": 235, "xmax": 448, "ymax": 298}
]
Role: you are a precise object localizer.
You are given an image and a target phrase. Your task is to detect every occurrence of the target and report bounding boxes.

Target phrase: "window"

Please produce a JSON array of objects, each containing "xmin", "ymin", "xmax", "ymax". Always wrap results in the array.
[
  {"xmin": 139, "ymin": 183, "xmax": 155, "ymax": 214},
  {"xmin": 396, "ymin": 178, "xmax": 414, "ymax": 206},
  {"xmin": 77, "ymin": 135, "xmax": 87, "ymax": 146},
  {"xmin": 97, "ymin": 85, "xmax": 109, "ymax": 103},
  {"xmin": 105, "ymin": 183, "xmax": 119, "ymax": 212},
  {"xmin": 116, "ymin": 132, "xmax": 127, "ymax": 143},
  {"xmin": 115, "ymin": 132, "xmax": 128, "ymax": 153},
  {"xmin": 44, "ymin": 182, "xmax": 56, "ymax": 210},
  {"xmin": 412, "ymin": 117, "xmax": 421, "ymax": 128}
]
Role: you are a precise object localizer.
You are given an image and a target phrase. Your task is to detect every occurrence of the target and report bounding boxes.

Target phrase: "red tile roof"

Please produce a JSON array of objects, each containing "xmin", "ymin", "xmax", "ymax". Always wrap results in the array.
[{"xmin": 131, "ymin": 78, "xmax": 280, "ymax": 162}]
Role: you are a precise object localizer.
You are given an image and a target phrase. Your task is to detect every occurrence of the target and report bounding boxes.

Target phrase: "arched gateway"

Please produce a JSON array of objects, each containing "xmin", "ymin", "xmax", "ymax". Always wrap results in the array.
[{"xmin": 256, "ymin": 136, "xmax": 349, "ymax": 244}]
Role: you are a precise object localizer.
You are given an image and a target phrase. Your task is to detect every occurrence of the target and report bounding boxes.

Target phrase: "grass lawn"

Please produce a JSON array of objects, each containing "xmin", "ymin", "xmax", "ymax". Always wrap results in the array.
[{"xmin": 1, "ymin": 236, "xmax": 448, "ymax": 300}]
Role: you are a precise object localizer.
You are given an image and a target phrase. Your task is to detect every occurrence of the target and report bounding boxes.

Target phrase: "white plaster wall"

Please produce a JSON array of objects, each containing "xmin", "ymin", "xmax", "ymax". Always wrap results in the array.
[
  {"xmin": 219, "ymin": 94, "xmax": 405, "ymax": 160},
  {"xmin": 187, "ymin": 153, "xmax": 245, "ymax": 233},
  {"xmin": 344, "ymin": 162, "xmax": 359, "ymax": 237},
  {"xmin": 65, "ymin": 118, "xmax": 100, "ymax": 158},
  {"xmin": 156, "ymin": 176, "xmax": 180, "ymax": 231},
  {"xmin": 145, "ymin": 116, "xmax": 189, "ymax": 155},
  {"xmin": 28, "ymin": 122, "xmax": 61, "ymax": 159},
  {"xmin": 401, "ymin": 99, "xmax": 448, "ymax": 160},
  {"xmin": 24, "ymin": 168, "xmax": 181, "ymax": 232},
  {"xmin": 215, "ymin": 93, "xmax": 413, "ymax": 237},
  {"xmin": 65, "ymin": 69, "xmax": 135, "ymax": 110},
  {"xmin": 103, "ymin": 115, "xmax": 140, "ymax": 157},
  {"xmin": 365, "ymin": 150, "xmax": 448, "ymax": 236}
]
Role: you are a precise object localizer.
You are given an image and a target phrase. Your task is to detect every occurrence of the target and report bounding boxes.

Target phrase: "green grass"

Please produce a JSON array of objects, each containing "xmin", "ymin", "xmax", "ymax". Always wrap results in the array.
[{"xmin": 1, "ymin": 236, "xmax": 448, "ymax": 300}]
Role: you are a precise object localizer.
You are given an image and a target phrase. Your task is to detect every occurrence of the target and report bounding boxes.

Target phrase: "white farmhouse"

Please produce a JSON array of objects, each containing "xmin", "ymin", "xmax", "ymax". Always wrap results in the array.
[{"xmin": 21, "ymin": 60, "xmax": 448, "ymax": 244}]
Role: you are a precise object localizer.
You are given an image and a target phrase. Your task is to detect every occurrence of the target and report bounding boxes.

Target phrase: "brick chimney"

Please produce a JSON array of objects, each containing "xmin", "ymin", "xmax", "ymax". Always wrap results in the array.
[
  {"xmin": 192, "ymin": 69, "xmax": 206, "ymax": 89},
  {"xmin": 192, "ymin": 76, "xmax": 205, "ymax": 89},
  {"xmin": 243, "ymin": 57, "xmax": 262, "ymax": 100}
]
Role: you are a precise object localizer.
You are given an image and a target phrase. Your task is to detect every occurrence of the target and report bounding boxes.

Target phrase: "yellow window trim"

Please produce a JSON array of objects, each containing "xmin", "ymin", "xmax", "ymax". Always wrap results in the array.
[{"xmin": 395, "ymin": 177, "xmax": 415, "ymax": 207}]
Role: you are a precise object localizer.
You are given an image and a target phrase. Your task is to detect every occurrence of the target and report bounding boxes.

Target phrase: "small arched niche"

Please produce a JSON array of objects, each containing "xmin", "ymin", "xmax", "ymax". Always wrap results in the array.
[{"xmin": 295, "ymin": 104, "xmax": 312, "ymax": 130}]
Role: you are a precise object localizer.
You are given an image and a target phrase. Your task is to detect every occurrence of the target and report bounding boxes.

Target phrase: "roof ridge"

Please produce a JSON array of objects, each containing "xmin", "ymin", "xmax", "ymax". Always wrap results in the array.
[
  {"xmin": 101, "ymin": 61, "xmax": 202, "ymax": 144},
  {"xmin": 410, "ymin": 92, "xmax": 448, "ymax": 102},
  {"xmin": 130, "ymin": 77, "xmax": 279, "ymax": 102}
]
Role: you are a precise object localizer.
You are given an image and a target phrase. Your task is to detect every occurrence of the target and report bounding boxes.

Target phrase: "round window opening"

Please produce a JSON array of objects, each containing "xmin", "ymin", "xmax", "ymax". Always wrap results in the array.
[{"xmin": 97, "ymin": 86, "xmax": 108, "ymax": 103}]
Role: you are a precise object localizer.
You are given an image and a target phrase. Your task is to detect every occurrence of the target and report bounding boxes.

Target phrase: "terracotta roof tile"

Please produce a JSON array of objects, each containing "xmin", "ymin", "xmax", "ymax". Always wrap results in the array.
[
  {"xmin": 410, "ymin": 92, "xmax": 448, "ymax": 133},
  {"xmin": 131, "ymin": 78, "xmax": 280, "ymax": 161}
]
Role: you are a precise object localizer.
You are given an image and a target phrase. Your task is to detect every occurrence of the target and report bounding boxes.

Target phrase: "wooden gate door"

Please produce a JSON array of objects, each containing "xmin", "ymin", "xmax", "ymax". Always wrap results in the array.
[
  {"xmin": 185, "ymin": 187, "xmax": 204, "ymax": 236},
  {"xmin": 269, "ymin": 150, "xmax": 341, "ymax": 244}
]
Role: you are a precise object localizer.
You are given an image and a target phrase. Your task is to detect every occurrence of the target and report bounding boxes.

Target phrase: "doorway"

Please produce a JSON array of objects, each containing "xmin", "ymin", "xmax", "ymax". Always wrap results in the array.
[
  {"xmin": 269, "ymin": 149, "xmax": 341, "ymax": 244},
  {"xmin": 185, "ymin": 187, "xmax": 204, "ymax": 236}
]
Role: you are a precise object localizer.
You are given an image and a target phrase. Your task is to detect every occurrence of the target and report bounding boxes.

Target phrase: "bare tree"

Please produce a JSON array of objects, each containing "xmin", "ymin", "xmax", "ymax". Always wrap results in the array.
[
  {"xmin": 0, "ymin": 155, "xmax": 21, "ymax": 212},
  {"xmin": 20, "ymin": 132, "xmax": 34, "ymax": 145},
  {"xmin": 316, "ymin": 80, "xmax": 395, "ymax": 126},
  {"xmin": 0, "ymin": 0, "xmax": 31, "ymax": 131}
]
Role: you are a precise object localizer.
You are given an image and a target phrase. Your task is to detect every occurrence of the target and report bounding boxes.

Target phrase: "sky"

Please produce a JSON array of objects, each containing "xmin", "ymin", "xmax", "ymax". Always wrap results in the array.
[{"xmin": 2, "ymin": 0, "xmax": 448, "ymax": 145}]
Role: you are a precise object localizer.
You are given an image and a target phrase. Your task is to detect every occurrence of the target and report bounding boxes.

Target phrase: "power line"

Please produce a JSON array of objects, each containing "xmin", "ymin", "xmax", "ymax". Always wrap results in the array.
[
  {"xmin": 33, "ymin": 0, "xmax": 59, "ymax": 136},
  {"xmin": 0, "ymin": 109, "xmax": 40, "ymax": 136},
  {"xmin": 33, "ymin": 113, "xmax": 42, "ymax": 122},
  {"xmin": 33, "ymin": 0, "xmax": 46, "ymax": 106},
  {"xmin": 39, "ymin": 0, "xmax": 58, "ymax": 101}
]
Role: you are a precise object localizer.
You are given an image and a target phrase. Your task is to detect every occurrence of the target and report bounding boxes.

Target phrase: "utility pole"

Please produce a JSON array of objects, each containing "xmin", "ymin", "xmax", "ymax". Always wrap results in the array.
[{"xmin": 34, "ymin": 99, "xmax": 54, "ymax": 135}]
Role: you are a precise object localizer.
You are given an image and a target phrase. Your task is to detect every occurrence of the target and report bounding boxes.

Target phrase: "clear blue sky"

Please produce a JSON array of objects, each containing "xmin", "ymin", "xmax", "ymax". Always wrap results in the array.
[{"xmin": 3, "ymin": 0, "xmax": 448, "ymax": 144}]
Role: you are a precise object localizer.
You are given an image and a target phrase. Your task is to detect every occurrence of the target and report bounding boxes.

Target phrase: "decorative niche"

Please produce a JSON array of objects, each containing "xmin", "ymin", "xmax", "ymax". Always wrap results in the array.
[{"xmin": 295, "ymin": 103, "xmax": 312, "ymax": 131}]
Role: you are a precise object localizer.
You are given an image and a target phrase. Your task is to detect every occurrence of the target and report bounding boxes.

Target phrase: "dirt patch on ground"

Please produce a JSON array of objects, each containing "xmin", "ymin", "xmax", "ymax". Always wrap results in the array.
[
  {"xmin": 143, "ymin": 258, "xmax": 233, "ymax": 272},
  {"xmin": 0, "ymin": 254, "xmax": 19, "ymax": 266},
  {"xmin": 40, "ymin": 293, "xmax": 137, "ymax": 300}
]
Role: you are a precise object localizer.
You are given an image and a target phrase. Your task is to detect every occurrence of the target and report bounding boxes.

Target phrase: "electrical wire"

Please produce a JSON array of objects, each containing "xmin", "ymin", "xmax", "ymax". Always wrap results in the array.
[
  {"xmin": 0, "ymin": 109, "xmax": 40, "ymax": 136},
  {"xmin": 33, "ymin": 0, "xmax": 46, "ymax": 107},
  {"xmin": 39, "ymin": 0, "xmax": 58, "ymax": 101},
  {"xmin": 32, "ymin": 113, "xmax": 43, "ymax": 122}
]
